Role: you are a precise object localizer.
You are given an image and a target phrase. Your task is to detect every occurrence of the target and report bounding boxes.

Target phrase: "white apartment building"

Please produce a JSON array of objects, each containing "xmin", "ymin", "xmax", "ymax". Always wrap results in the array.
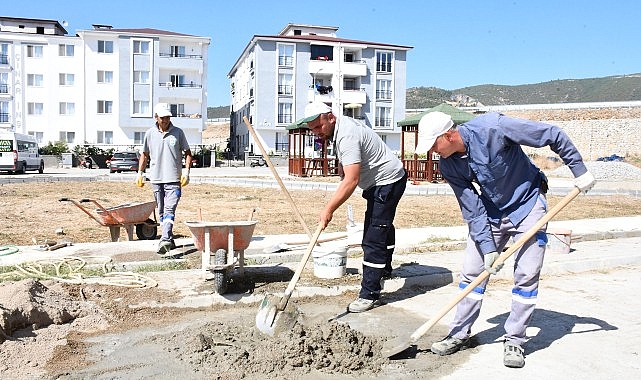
[
  {"xmin": 227, "ymin": 24, "xmax": 412, "ymax": 158},
  {"xmin": 0, "ymin": 16, "xmax": 210, "ymax": 148}
]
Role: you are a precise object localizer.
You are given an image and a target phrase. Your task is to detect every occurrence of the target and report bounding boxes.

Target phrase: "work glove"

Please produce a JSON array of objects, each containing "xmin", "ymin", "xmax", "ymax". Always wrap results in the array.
[
  {"xmin": 135, "ymin": 171, "xmax": 145, "ymax": 188},
  {"xmin": 574, "ymin": 171, "xmax": 596, "ymax": 193},
  {"xmin": 484, "ymin": 251, "xmax": 503, "ymax": 275},
  {"xmin": 180, "ymin": 169, "xmax": 190, "ymax": 187}
]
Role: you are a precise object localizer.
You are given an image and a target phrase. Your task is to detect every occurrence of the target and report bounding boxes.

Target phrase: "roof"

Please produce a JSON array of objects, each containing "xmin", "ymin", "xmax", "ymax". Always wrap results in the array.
[{"xmin": 397, "ymin": 103, "xmax": 476, "ymax": 127}]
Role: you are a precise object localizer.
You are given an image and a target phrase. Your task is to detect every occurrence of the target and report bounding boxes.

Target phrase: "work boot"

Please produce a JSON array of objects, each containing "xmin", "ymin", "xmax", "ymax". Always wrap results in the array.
[
  {"xmin": 431, "ymin": 336, "xmax": 470, "ymax": 356},
  {"xmin": 503, "ymin": 341, "xmax": 525, "ymax": 368},
  {"xmin": 348, "ymin": 297, "xmax": 380, "ymax": 313},
  {"xmin": 157, "ymin": 240, "xmax": 172, "ymax": 255}
]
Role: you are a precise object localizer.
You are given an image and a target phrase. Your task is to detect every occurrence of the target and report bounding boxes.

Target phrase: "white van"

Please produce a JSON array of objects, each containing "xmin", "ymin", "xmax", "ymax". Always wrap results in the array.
[{"xmin": 0, "ymin": 131, "xmax": 44, "ymax": 174}]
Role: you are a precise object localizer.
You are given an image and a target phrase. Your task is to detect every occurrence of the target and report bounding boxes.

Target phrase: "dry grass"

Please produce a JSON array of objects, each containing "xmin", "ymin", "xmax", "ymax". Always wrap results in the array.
[{"xmin": 2, "ymin": 181, "xmax": 641, "ymax": 246}]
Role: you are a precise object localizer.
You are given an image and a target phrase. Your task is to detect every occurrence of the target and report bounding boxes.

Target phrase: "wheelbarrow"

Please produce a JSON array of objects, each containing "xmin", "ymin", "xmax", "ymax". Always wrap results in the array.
[
  {"xmin": 60, "ymin": 198, "xmax": 158, "ymax": 242},
  {"xmin": 184, "ymin": 220, "xmax": 258, "ymax": 294}
]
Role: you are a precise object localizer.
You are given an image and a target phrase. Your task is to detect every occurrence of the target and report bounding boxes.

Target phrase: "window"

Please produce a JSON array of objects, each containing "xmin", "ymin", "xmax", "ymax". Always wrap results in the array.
[
  {"xmin": 133, "ymin": 101, "xmax": 149, "ymax": 114},
  {"xmin": 27, "ymin": 103, "xmax": 44, "ymax": 115},
  {"xmin": 26, "ymin": 45, "xmax": 43, "ymax": 58},
  {"xmin": 0, "ymin": 73, "xmax": 7, "ymax": 93},
  {"xmin": 170, "ymin": 45, "xmax": 185, "ymax": 57},
  {"xmin": 133, "ymin": 40, "xmax": 149, "ymax": 54},
  {"xmin": 59, "ymin": 73, "xmax": 75, "ymax": 86},
  {"xmin": 97, "ymin": 100, "xmax": 113, "ymax": 114},
  {"xmin": 278, "ymin": 44, "xmax": 294, "ymax": 66},
  {"xmin": 278, "ymin": 103, "xmax": 292, "ymax": 124},
  {"xmin": 133, "ymin": 70, "xmax": 150, "ymax": 84},
  {"xmin": 29, "ymin": 132, "xmax": 44, "ymax": 144},
  {"xmin": 310, "ymin": 45, "xmax": 333, "ymax": 61},
  {"xmin": 134, "ymin": 132, "xmax": 145, "ymax": 144},
  {"xmin": 169, "ymin": 103, "xmax": 184, "ymax": 116},
  {"xmin": 375, "ymin": 106, "xmax": 392, "ymax": 128},
  {"xmin": 278, "ymin": 74, "xmax": 293, "ymax": 95},
  {"xmin": 27, "ymin": 74, "xmax": 44, "ymax": 87},
  {"xmin": 98, "ymin": 40, "xmax": 113, "ymax": 53},
  {"xmin": 170, "ymin": 74, "xmax": 185, "ymax": 87},
  {"xmin": 343, "ymin": 78, "xmax": 357, "ymax": 91},
  {"xmin": 0, "ymin": 101, "xmax": 8, "ymax": 122},
  {"xmin": 376, "ymin": 79, "xmax": 392, "ymax": 100},
  {"xmin": 97, "ymin": 131, "xmax": 113, "ymax": 144},
  {"xmin": 0, "ymin": 43, "xmax": 8, "ymax": 64},
  {"xmin": 58, "ymin": 44, "xmax": 74, "ymax": 57},
  {"xmin": 376, "ymin": 51, "xmax": 393, "ymax": 73},
  {"xmin": 59, "ymin": 131, "xmax": 75, "ymax": 143},
  {"xmin": 59, "ymin": 102, "xmax": 75, "ymax": 115},
  {"xmin": 97, "ymin": 70, "xmax": 113, "ymax": 83}
]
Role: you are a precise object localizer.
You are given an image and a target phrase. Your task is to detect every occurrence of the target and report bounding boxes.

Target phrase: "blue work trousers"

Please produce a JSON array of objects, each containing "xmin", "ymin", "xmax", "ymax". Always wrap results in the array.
[{"xmin": 359, "ymin": 172, "xmax": 407, "ymax": 300}]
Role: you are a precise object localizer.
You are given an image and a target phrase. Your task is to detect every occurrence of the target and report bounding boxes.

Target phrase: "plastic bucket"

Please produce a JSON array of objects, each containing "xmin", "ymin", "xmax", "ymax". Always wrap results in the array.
[
  {"xmin": 312, "ymin": 245, "xmax": 348, "ymax": 279},
  {"xmin": 546, "ymin": 228, "xmax": 572, "ymax": 254}
]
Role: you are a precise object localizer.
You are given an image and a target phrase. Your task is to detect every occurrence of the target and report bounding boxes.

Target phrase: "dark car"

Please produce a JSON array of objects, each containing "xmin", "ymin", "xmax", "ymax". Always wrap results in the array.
[{"xmin": 108, "ymin": 151, "xmax": 140, "ymax": 173}]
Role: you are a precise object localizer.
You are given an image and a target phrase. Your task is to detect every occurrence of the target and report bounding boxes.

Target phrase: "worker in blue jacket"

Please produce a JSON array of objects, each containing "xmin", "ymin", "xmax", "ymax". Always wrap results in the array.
[{"xmin": 415, "ymin": 111, "xmax": 595, "ymax": 368}]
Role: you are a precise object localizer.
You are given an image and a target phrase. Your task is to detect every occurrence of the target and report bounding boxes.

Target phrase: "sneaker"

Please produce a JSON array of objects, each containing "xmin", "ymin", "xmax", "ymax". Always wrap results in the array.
[
  {"xmin": 431, "ymin": 336, "xmax": 470, "ymax": 356},
  {"xmin": 348, "ymin": 297, "xmax": 380, "ymax": 313},
  {"xmin": 503, "ymin": 341, "xmax": 525, "ymax": 368},
  {"xmin": 157, "ymin": 240, "xmax": 172, "ymax": 255}
]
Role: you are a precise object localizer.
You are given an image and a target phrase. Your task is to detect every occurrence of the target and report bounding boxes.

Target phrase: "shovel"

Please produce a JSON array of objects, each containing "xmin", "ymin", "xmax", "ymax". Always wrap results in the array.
[
  {"xmin": 256, "ymin": 223, "xmax": 324, "ymax": 336},
  {"xmin": 382, "ymin": 187, "xmax": 581, "ymax": 358}
]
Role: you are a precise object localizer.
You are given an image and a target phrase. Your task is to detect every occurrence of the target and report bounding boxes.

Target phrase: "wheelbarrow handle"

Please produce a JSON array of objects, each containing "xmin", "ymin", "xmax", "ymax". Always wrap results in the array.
[
  {"xmin": 80, "ymin": 198, "xmax": 91, "ymax": 203},
  {"xmin": 59, "ymin": 198, "xmax": 69, "ymax": 202}
]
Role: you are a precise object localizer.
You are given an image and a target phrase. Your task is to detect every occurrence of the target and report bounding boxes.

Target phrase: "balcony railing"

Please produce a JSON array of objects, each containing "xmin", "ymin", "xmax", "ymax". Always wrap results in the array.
[
  {"xmin": 158, "ymin": 82, "xmax": 202, "ymax": 88},
  {"xmin": 278, "ymin": 114, "xmax": 293, "ymax": 124},
  {"xmin": 0, "ymin": 84, "xmax": 8, "ymax": 94},
  {"xmin": 159, "ymin": 52, "xmax": 203, "ymax": 59},
  {"xmin": 278, "ymin": 56, "xmax": 293, "ymax": 66},
  {"xmin": 0, "ymin": 54, "xmax": 8, "ymax": 65},
  {"xmin": 375, "ymin": 117, "xmax": 392, "ymax": 128},
  {"xmin": 376, "ymin": 90, "xmax": 393, "ymax": 100},
  {"xmin": 0, "ymin": 113, "xmax": 8, "ymax": 123},
  {"xmin": 278, "ymin": 85, "xmax": 293, "ymax": 95}
]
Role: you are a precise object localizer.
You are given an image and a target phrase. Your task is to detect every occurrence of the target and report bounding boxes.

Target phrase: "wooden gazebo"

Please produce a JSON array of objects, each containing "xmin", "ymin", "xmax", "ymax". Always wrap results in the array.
[
  {"xmin": 286, "ymin": 123, "xmax": 339, "ymax": 177},
  {"xmin": 398, "ymin": 103, "xmax": 475, "ymax": 182}
]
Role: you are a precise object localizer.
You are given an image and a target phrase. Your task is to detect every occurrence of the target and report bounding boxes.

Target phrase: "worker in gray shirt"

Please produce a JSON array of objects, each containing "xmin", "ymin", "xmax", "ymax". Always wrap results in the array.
[
  {"xmin": 297, "ymin": 101, "xmax": 407, "ymax": 313},
  {"xmin": 137, "ymin": 103, "xmax": 192, "ymax": 254}
]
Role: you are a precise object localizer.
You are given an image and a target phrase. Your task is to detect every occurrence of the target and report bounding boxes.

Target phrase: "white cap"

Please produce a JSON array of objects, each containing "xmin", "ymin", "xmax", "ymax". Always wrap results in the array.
[
  {"xmin": 415, "ymin": 111, "xmax": 454, "ymax": 154},
  {"xmin": 297, "ymin": 101, "xmax": 332, "ymax": 125},
  {"xmin": 154, "ymin": 103, "xmax": 172, "ymax": 118}
]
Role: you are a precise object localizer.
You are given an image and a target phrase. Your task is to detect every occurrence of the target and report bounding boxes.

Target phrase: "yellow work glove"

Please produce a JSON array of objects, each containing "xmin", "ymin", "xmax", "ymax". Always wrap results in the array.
[
  {"xmin": 180, "ymin": 169, "xmax": 190, "ymax": 187},
  {"xmin": 135, "ymin": 171, "xmax": 145, "ymax": 187}
]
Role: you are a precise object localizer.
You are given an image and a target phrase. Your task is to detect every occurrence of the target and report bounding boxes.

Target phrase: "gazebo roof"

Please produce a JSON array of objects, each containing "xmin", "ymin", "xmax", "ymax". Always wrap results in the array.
[{"xmin": 397, "ymin": 103, "xmax": 475, "ymax": 127}]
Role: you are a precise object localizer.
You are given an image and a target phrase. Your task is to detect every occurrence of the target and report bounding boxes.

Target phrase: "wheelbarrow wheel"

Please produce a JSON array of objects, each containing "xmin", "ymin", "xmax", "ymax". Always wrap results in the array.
[
  {"xmin": 135, "ymin": 219, "xmax": 158, "ymax": 240},
  {"xmin": 213, "ymin": 249, "xmax": 229, "ymax": 294}
]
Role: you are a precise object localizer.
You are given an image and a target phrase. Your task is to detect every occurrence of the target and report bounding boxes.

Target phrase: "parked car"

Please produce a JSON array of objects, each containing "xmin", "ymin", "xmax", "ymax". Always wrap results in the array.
[{"xmin": 108, "ymin": 151, "xmax": 140, "ymax": 173}]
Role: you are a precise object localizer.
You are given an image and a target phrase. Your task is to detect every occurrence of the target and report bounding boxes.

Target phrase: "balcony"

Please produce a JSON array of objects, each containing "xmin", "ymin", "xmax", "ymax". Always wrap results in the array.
[
  {"xmin": 158, "ymin": 53, "xmax": 204, "ymax": 72},
  {"xmin": 341, "ymin": 89, "xmax": 366, "ymax": 104},
  {"xmin": 308, "ymin": 59, "xmax": 334, "ymax": 75},
  {"xmin": 342, "ymin": 61, "xmax": 367, "ymax": 77}
]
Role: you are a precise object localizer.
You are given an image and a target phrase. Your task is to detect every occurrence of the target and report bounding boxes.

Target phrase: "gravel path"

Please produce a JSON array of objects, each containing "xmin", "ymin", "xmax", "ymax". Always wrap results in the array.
[{"xmin": 547, "ymin": 161, "xmax": 641, "ymax": 180}]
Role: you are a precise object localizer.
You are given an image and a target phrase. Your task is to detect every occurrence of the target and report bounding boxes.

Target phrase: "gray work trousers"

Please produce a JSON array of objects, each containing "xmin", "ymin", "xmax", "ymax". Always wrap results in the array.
[
  {"xmin": 449, "ymin": 193, "xmax": 548, "ymax": 346},
  {"xmin": 151, "ymin": 182, "xmax": 182, "ymax": 242}
]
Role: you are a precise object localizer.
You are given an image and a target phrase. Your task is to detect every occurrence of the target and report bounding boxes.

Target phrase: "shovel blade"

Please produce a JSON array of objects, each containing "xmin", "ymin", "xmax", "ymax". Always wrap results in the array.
[
  {"xmin": 255, "ymin": 295, "xmax": 279, "ymax": 336},
  {"xmin": 381, "ymin": 336, "xmax": 412, "ymax": 358}
]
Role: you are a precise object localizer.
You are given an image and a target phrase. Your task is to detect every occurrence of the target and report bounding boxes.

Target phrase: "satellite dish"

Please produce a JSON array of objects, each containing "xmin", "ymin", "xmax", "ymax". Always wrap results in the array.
[{"xmin": 62, "ymin": 21, "xmax": 68, "ymax": 27}]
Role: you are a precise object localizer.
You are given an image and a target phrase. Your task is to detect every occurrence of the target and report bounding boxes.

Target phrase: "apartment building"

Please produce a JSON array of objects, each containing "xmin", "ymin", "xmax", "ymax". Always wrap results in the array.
[
  {"xmin": 0, "ymin": 16, "xmax": 210, "ymax": 148},
  {"xmin": 227, "ymin": 23, "xmax": 412, "ymax": 158}
]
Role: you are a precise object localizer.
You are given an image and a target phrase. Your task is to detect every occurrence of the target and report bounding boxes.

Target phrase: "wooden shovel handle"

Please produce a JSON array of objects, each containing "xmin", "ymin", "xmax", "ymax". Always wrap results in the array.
[
  {"xmin": 243, "ymin": 116, "xmax": 313, "ymax": 238},
  {"xmin": 277, "ymin": 224, "xmax": 324, "ymax": 311},
  {"xmin": 409, "ymin": 187, "xmax": 581, "ymax": 342}
]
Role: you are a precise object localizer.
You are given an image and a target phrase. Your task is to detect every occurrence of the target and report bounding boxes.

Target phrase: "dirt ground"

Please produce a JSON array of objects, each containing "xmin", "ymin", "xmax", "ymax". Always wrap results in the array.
[
  {"xmin": 3, "ymin": 181, "xmax": 641, "ymax": 247},
  {"xmin": 2, "ymin": 179, "xmax": 641, "ymax": 379}
]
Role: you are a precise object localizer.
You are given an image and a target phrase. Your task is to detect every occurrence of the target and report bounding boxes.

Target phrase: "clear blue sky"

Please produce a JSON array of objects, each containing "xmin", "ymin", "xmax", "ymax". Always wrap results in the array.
[{"xmin": 5, "ymin": 0, "xmax": 641, "ymax": 107}]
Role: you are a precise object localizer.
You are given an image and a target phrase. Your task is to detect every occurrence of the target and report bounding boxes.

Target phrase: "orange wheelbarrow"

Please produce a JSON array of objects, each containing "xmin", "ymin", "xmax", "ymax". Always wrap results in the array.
[{"xmin": 60, "ymin": 198, "xmax": 159, "ymax": 242}]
